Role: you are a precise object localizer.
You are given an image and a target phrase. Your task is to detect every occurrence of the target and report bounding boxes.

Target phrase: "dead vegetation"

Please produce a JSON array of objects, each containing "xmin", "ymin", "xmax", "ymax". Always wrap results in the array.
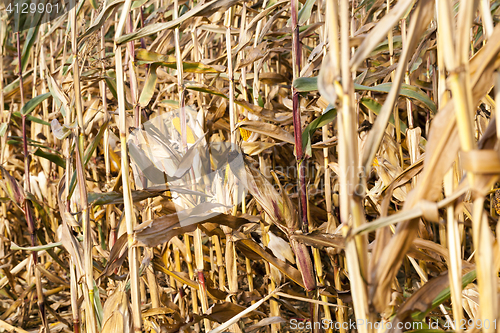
[{"xmin": 1, "ymin": 0, "xmax": 500, "ymax": 332}]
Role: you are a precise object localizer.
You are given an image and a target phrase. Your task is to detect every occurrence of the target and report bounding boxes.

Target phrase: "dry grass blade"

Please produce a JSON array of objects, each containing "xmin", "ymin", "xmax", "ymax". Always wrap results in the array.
[
  {"xmin": 360, "ymin": 0, "xmax": 434, "ymax": 175},
  {"xmin": 208, "ymin": 285, "xmax": 283, "ymax": 333},
  {"xmin": 350, "ymin": 0, "xmax": 415, "ymax": 71},
  {"xmin": 101, "ymin": 285, "xmax": 132, "ymax": 333}
]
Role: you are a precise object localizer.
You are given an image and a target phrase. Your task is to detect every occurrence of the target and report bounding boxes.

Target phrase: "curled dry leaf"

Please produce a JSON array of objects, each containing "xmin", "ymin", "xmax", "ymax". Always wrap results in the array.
[
  {"xmin": 267, "ymin": 231, "xmax": 295, "ymax": 264},
  {"xmin": 0, "ymin": 166, "xmax": 24, "ymax": 208},
  {"xmin": 101, "ymin": 286, "xmax": 132, "ymax": 333},
  {"xmin": 134, "ymin": 209, "xmax": 257, "ymax": 247},
  {"xmin": 236, "ymin": 120, "xmax": 295, "ymax": 145}
]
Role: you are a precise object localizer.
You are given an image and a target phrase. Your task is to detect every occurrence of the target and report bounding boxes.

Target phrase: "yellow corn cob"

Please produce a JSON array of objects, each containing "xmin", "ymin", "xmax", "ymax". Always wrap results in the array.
[
  {"xmin": 172, "ymin": 117, "xmax": 196, "ymax": 144},
  {"xmin": 239, "ymin": 117, "xmax": 251, "ymax": 141}
]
